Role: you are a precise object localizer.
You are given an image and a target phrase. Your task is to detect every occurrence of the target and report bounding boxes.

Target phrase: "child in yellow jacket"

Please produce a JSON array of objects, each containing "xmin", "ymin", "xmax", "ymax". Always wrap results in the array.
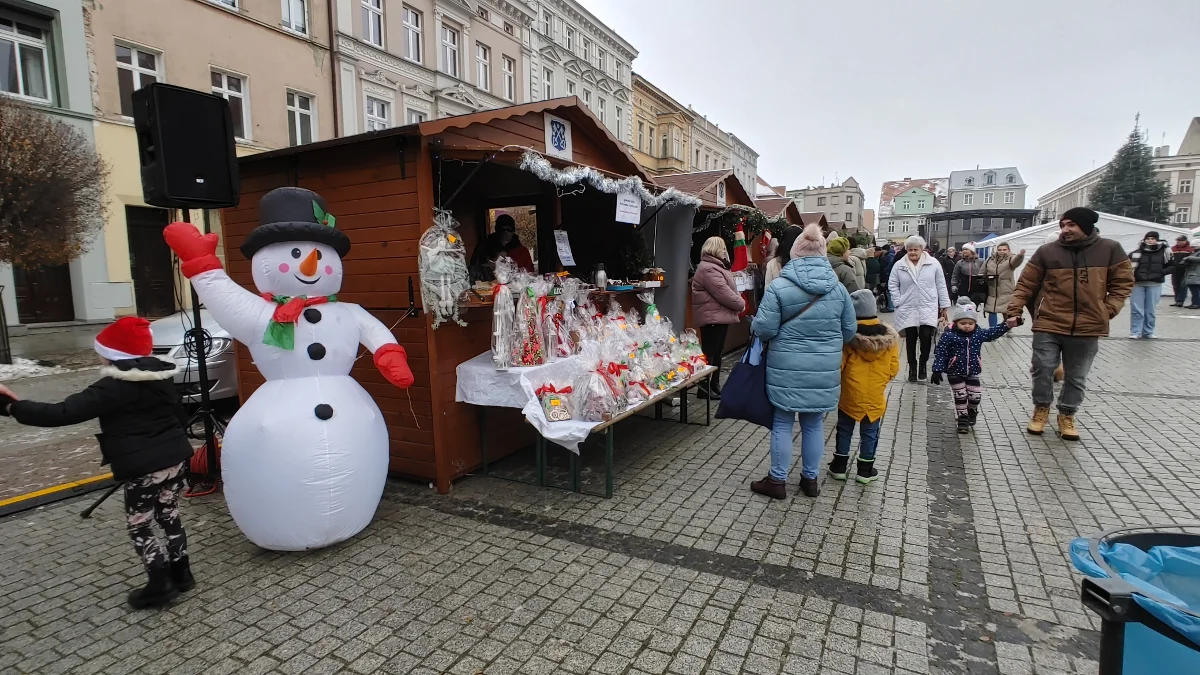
[{"xmin": 832, "ymin": 290, "xmax": 901, "ymax": 483}]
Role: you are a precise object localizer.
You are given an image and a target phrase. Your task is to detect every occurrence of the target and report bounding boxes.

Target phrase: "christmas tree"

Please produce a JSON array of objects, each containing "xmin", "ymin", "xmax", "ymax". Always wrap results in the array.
[{"xmin": 1088, "ymin": 126, "xmax": 1171, "ymax": 223}]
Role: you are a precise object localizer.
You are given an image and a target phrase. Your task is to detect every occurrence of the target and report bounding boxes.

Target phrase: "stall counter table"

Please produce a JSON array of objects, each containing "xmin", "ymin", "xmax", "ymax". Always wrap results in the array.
[{"xmin": 455, "ymin": 352, "xmax": 715, "ymax": 497}]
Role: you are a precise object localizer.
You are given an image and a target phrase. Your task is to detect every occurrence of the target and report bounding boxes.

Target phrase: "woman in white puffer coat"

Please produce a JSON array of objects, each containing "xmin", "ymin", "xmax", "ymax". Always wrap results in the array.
[{"xmin": 887, "ymin": 235, "xmax": 950, "ymax": 382}]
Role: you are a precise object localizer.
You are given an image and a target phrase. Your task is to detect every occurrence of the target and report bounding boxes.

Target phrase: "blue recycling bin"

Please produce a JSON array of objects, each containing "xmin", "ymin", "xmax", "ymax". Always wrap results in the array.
[{"xmin": 1071, "ymin": 525, "xmax": 1200, "ymax": 675}]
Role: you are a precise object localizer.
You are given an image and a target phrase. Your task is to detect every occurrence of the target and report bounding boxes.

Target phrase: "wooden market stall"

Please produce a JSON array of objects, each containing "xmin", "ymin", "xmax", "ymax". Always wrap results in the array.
[
  {"xmin": 653, "ymin": 169, "xmax": 759, "ymax": 354},
  {"xmin": 219, "ymin": 98, "xmax": 695, "ymax": 493},
  {"xmin": 754, "ymin": 197, "xmax": 803, "ymax": 226}
]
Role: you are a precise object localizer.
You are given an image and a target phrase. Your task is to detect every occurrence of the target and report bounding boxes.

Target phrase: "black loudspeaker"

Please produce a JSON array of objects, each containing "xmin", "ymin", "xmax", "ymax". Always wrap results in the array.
[{"xmin": 132, "ymin": 83, "xmax": 240, "ymax": 209}]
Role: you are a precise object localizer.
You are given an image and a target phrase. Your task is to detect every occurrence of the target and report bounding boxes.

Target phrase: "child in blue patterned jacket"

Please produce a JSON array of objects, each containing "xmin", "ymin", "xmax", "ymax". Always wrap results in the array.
[{"xmin": 930, "ymin": 297, "xmax": 1009, "ymax": 433}]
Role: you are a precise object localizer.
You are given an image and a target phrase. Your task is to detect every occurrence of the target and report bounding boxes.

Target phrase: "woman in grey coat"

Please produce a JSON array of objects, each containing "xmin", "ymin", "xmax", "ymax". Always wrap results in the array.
[{"xmin": 1183, "ymin": 238, "xmax": 1200, "ymax": 309}]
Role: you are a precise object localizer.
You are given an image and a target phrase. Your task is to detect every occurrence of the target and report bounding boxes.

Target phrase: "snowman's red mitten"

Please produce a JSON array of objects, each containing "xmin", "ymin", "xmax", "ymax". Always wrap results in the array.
[
  {"xmin": 374, "ymin": 344, "xmax": 415, "ymax": 389},
  {"xmin": 164, "ymin": 222, "xmax": 223, "ymax": 278}
]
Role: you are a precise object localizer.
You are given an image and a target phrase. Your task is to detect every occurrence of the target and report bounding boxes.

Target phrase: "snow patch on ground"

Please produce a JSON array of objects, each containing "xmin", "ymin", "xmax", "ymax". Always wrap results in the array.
[{"xmin": 0, "ymin": 358, "xmax": 65, "ymax": 380}]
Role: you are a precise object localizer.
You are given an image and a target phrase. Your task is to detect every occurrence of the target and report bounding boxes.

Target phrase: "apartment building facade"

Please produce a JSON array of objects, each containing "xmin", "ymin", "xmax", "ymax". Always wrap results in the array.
[
  {"xmin": 689, "ymin": 114, "xmax": 731, "ymax": 173},
  {"xmin": 876, "ymin": 177, "xmax": 948, "ymax": 243},
  {"xmin": 331, "ymin": 0, "xmax": 533, "ymax": 134},
  {"xmin": 1, "ymin": 0, "xmax": 119, "ymax": 328},
  {"xmin": 630, "ymin": 72, "xmax": 692, "ymax": 176},
  {"xmin": 948, "ymin": 167, "xmax": 1027, "ymax": 211},
  {"xmin": 729, "ymin": 133, "xmax": 758, "ymax": 200},
  {"xmin": 1037, "ymin": 119, "xmax": 1200, "ymax": 226},
  {"xmin": 797, "ymin": 178, "xmax": 865, "ymax": 233},
  {"xmin": 527, "ymin": 0, "xmax": 635, "ymax": 144}
]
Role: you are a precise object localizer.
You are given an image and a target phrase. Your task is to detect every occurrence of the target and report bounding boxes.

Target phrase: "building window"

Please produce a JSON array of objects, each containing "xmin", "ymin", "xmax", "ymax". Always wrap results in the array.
[
  {"xmin": 504, "ymin": 22, "xmax": 514, "ymax": 36},
  {"xmin": 210, "ymin": 70, "xmax": 248, "ymax": 139},
  {"xmin": 1180, "ymin": 179, "xmax": 1193, "ymax": 194},
  {"xmin": 502, "ymin": 56, "xmax": 515, "ymax": 101},
  {"xmin": 901, "ymin": 200, "xmax": 910, "ymax": 210},
  {"xmin": 583, "ymin": 89, "xmax": 590, "ymax": 107},
  {"xmin": 361, "ymin": 0, "xmax": 383, "ymax": 47},
  {"xmin": 475, "ymin": 43, "xmax": 490, "ymax": 90},
  {"xmin": 614, "ymin": 107, "xmax": 622, "ymax": 139},
  {"xmin": 902, "ymin": 222, "xmax": 910, "ymax": 233},
  {"xmin": 116, "ymin": 43, "xmax": 159, "ymax": 116},
  {"xmin": 476, "ymin": 7, "xmax": 488, "ymax": 20},
  {"xmin": 985, "ymin": 172, "xmax": 995, "ymax": 185},
  {"xmin": 565, "ymin": 27, "xmax": 575, "ymax": 52},
  {"xmin": 0, "ymin": 15, "xmax": 50, "ymax": 102},
  {"xmin": 364, "ymin": 96, "xmax": 388, "ymax": 130},
  {"xmin": 817, "ymin": 197, "xmax": 826, "ymax": 206},
  {"xmin": 963, "ymin": 193, "xmax": 974, "ymax": 206},
  {"xmin": 637, "ymin": 121, "xmax": 644, "ymax": 151},
  {"xmin": 402, "ymin": 6, "xmax": 422, "ymax": 63},
  {"xmin": 281, "ymin": 0, "xmax": 308, "ymax": 33},
  {"xmin": 704, "ymin": 154, "xmax": 710, "ymax": 170},
  {"xmin": 661, "ymin": 134, "xmax": 667, "ymax": 159},
  {"xmin": 541, "ymin": 10, "xmax": 551, "ymax": 36},
  {"xmin": 543, "ymin": 68, "xmax": 553, "ymax": 99},
  {"xmin": 965, "ymin": 177, "xmax": 974, "ymax": 186},
  {"xmin": 831, "ymin": 196, "xmax": 840, "ymax": 205},
  {"xmin": 617, "ymin": 63, "xmax": 626, "ymax": 84},
  {"xmin": 647, "ymin": 126, "xmax": 654, "ymax": 157},
  {"xmin": 583, "ymin": 40, "xmax": 592, "ymax": 65},
  {"xmin": 286, "ymin": 91, "xmax": 314, "ymax": 146},
  {"xmin": 695, "ymin": 149, "xmax": 700, "ymax": 166},
  {"xmin": 846, "ymin": 195, "xmax": 853, "ymax": 205},
  {"xmin": 441, "ymin": 25, "xmax": 460, "ymax": 78},
  {"xmin": 917, "ymin": 199, "xmax": 926, "ymax": 209},
  {"xmin": 846, "ymin": 212, "xmax": 852, "ymax": 222},
  {"xmin": 1177, "ymin": 206, "xmax": 1191, "ymax": 224},
  {"xmin": 673, "ymin": 136, "xmax": 679, "ymax": 159},
  {"xmin": 1004, "ymin": 191, "xmax": 1015, "ymax": 204},
  {"xmin": 887, "ymin": 223, "xmax": 895, "ymax": 233},
  {"xmin": 566, "ymin": 80, "xmax": 575, "ymax": 95},
  {"xmin": 210, "ymin": 0, "xmax": 237, "ymax": 7},
  {"xmin": 984, "ymin": 192, "xmax": 994, "ymax": 205},
  {"xmin": 1006, "ymin": 173, "xmax": 1015, "ymax": 184},
  {"xmin": 406, "ymin": 109, "xmax": 426, "ymax": 124},
  {"xmin": 597, "ymin": 97, "xmax": 605, "ymax": 123},
  {"xmin": 598, "ymin": 49, "xmax": 608, "ymax": 72}
]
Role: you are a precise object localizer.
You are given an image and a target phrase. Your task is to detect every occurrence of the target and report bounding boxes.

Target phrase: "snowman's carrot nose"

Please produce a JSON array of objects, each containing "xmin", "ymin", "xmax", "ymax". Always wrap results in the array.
[{"xmin": 299, "ymin": 249, "xmax": 320, "ymax": 276}]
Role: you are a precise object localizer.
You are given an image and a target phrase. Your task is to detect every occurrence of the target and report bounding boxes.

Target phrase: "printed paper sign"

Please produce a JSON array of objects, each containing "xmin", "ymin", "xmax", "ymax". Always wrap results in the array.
[
  {"xmin": 615, "ymin": 191, "xmax": 641, "ymax": 224},
  {"xmin": 544, "ymin": 113, "xmax": 573, "ymax": 161},
  {"xmin": 554, "ymin": 230, "xmax": 577, "ymax": 266}
]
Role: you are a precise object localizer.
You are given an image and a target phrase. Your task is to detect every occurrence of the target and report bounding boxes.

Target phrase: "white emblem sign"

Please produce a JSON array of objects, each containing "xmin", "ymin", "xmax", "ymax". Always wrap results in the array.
[{"xmin": 544, "ymin": 113, "xmax": 573, "ymax": 161}]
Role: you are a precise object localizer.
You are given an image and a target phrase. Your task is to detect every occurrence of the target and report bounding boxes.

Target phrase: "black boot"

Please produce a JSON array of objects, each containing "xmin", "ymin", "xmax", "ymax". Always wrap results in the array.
[
  {"xmin": 128, "ymin": 565, "xmax": 178, "ymax": 609},
  {"xmin": 908, "ymin": 364, "xmax": 919, "ymax": 383},
  {"xmin": 918, "ymin": 363, "xmax": 928, "ymax": 382},
  {"xmin": 171, "ymin": 556, "xmax": 196, "ymax": 593},
  {"xmin": 957, "ymin": 415, "xmax": 970, "ymax": 434},
  {"xmin": 968, "ymin": 409, "xmax": 979, "ymax": 427},
  {"xmin": 855, "ymin": 460, "xmax": 878, "ymax": 485},
  {"xmin": 799, "ymin": 476, "xmax": 820, "ymax": 498},
  {"xmin": 750, "ymin": 476, "xmax": 786, "ymax": 499},
  {"xmin": 828, "ymin": 455, "xmax": 850, "ymax": 480},
  {"xmin": 695, "ymin": 385, "xmax": 720, "ymax": 401}
]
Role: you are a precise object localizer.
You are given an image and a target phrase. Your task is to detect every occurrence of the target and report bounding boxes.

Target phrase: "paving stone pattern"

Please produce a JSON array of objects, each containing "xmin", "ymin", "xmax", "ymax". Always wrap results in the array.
[{"xmin": 4, "ymin": 313, "xmax": 1199, "ymax": 673}]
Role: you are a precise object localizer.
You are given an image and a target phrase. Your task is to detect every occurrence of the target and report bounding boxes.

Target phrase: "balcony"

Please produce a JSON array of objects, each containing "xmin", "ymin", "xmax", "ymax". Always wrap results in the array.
[{"xmin": 655, "ymin": 156, "xmax": 687, "ymax": 174}]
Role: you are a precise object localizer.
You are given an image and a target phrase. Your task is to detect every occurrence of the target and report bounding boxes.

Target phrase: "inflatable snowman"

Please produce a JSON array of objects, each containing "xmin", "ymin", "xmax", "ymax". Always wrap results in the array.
[{"xmin": 164, "ymin": 187, "xmax": 414, "ymax": 551}]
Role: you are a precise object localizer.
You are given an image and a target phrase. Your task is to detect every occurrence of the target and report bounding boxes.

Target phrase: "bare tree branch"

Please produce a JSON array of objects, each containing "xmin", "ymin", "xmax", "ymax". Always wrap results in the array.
[{"xmin": 0, "ymin": 95, "xmax": 109, "ymax": 267}]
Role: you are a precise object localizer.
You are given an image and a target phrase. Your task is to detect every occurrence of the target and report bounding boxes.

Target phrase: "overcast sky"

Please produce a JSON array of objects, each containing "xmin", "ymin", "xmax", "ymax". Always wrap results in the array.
[{"xmin": 585, "ymin": 0, "xmax": 1200, "ymax": 210}]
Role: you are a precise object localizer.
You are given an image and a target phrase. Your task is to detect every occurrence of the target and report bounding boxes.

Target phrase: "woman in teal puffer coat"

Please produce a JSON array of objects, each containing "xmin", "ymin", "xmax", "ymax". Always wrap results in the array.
[{"xmin": 749, "ymin": 224, "xmax": 857, "ymax": 499}]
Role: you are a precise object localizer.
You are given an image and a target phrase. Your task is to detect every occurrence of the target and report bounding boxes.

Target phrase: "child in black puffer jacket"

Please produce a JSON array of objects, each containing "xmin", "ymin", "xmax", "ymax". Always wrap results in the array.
[
  {"xmin": 0, "ymin": 317, "xmax": 196, "ymax": 609},
  {"xmin": 930, "ymin": 297, "xmax": 1009, "ymax": 433}
]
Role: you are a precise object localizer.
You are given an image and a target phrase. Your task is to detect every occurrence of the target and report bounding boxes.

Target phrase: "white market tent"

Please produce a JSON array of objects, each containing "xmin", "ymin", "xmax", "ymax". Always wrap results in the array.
[{"xmin": 971, "ymin": 213, "xmax": 1194, "ymax": 296}]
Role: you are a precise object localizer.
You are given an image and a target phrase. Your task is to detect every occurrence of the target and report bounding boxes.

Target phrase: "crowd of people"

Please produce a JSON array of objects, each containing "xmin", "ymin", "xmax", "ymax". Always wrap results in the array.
[{"xmin": 692, "ymin": 206, "xmax": 1138, "ymax": 500}]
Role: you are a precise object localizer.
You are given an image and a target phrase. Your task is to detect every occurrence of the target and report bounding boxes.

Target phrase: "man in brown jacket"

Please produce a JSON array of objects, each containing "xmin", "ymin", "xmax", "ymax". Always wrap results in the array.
[{"xmin": 1007, "ymin": 207, "xmax": 1134, "ymax": 440}]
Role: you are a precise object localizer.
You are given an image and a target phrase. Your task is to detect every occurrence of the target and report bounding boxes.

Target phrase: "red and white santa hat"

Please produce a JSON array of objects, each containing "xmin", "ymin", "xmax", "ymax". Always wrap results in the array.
[{"xmin": 94, "ymin": 317, "xmax": 154, "ymax": 361}]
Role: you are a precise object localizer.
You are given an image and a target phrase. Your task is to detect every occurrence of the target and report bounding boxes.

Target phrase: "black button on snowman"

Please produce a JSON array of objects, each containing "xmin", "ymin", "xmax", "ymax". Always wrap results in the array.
[{"xmin": 162, "ymin": 186, "xmax": 415, "ymax": 552}]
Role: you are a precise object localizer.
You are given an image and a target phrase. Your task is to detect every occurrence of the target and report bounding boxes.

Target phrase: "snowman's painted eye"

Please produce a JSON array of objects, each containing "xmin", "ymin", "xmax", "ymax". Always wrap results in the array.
[
  {"xmin": 316, "ymin": 250, "xmax": 323, "ymax": 260},
  {"xmin": 291, "ymin": 248, "xmax": 301, "ymax": 259}
]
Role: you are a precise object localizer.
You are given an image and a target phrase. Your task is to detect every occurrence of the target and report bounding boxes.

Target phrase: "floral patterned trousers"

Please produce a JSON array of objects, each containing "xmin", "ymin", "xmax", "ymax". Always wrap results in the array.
[{"xmin": 123, "ymin": 462, "xmax": 189, "ymax": 571}]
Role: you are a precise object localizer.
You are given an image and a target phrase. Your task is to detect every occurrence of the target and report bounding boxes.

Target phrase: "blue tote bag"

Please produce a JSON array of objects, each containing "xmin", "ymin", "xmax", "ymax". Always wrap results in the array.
[{"xmin": 716, "ymin": 292, "xmax": 823, "ymax": 429}]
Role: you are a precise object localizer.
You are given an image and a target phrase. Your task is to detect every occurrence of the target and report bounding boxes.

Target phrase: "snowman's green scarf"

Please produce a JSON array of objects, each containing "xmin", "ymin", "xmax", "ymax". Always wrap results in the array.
[{"xmin": 260, "ymin": 293, "xmax": 337, "ymax": 350}]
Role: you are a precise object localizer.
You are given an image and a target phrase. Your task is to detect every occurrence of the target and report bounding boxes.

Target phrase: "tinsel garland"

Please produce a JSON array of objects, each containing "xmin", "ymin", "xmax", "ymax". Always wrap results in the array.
[{"xmin": 518, "ymin": 151, "xmax": 702, "ymax": 210}]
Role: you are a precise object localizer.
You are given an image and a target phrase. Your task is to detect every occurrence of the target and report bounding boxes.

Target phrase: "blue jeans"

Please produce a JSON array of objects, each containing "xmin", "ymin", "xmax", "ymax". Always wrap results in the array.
[
  {"xmin": 1130, "ymin": 284, "xmax": 1161, "ymax": 337},
  {"xmin": 1191, "ymin": 285, "xmax": 1200, "ymax": 307},
  {"xmin": 770, "ymin": 409, "xmax": 825, "ymax": 481},
  {"xmin": 987, "ymin": 312, "xmax": 1002, "ymax": 328},
  {"xmin": 834, "ymin": 411, "xmax": 881, "ymax": 461}
]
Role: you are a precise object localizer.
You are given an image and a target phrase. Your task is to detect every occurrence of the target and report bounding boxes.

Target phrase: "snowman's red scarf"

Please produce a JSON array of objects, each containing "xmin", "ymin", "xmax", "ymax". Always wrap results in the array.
[{"xmin": 260, "ymin": 293, "xmax": 337, "ymax": 350}]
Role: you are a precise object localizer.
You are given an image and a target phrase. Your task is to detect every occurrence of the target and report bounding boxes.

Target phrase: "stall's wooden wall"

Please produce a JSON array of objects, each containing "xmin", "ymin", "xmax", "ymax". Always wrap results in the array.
[{"xmin": 219, "ymin": 137, "xmax": 437, "ymax": 483}]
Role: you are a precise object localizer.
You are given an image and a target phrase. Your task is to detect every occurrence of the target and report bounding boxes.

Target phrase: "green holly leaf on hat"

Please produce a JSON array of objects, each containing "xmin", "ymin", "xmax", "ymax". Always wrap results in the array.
[{"xmin": 312, "ymin": 201, "xmax": 336, "ymax": 229}]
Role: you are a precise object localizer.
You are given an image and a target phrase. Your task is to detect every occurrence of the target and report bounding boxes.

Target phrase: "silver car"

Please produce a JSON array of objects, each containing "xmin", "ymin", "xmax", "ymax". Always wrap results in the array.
[{"xmin": 150, "ymin": 309, "xmax": 239, "ymax": 403}]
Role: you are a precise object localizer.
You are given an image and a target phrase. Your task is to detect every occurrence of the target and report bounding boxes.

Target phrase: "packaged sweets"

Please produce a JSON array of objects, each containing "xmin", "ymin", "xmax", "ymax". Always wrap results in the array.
[{"xmin": 535, "ymin": 383, "xmax": 573, "ymax": 421}]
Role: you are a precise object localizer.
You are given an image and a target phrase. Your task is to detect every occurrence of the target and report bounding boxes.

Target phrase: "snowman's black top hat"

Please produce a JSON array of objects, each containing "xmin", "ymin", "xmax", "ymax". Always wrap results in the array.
[{"xmin": 240, "ymin": 187, "xmax": 352, "ymax": 259}]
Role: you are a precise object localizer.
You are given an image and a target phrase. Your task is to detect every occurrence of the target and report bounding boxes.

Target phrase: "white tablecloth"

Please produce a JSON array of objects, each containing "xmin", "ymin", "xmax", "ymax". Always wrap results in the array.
[{"xmin": 456, "ymin": 352, "xmax": 596, "ymax": 452}]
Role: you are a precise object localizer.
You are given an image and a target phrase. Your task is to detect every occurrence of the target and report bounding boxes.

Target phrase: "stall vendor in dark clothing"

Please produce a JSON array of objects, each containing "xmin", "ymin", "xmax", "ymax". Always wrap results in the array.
[{"xmin": 470, "ymin": 214, "xmax": 534, "ymax": 281}]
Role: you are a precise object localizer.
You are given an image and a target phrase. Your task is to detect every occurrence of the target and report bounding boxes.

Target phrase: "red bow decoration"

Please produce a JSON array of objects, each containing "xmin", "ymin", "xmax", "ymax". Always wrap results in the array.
[
  {"xmin": 606, "ymin": 362, "xmax": 629, "ymax": 377},
  {"xmin": 535, "ymin": 384, "xmax": 573, "ymax": 397},
  {"xmin": 633, "ymin": 382, "xmax": 652, "ymax": 397}
]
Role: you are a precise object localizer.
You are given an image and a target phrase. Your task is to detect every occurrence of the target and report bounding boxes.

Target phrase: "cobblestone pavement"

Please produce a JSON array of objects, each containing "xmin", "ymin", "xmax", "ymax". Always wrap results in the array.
[{"xmin": 1, "ymin": 304, "xmax": 1197, "ymax": 673}]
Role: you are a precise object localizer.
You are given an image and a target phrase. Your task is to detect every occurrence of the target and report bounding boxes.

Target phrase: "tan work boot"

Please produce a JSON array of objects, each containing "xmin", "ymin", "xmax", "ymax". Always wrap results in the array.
[
  {"xmin": 1057, "ymin": 414, "xmax": 1080, "ymax": 441},
  {"xmin": 1027, "ymin": 406, "xmax": 1051, "ymax": 435}
]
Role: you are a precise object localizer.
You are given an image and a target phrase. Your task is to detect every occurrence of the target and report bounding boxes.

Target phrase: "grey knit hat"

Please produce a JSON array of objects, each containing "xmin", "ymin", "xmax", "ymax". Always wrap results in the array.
[
  {"xmin": 850, "ymin": 289, "xmax": 877, "ymax": 319},
  {"xmin": 949, "ymin": 297, "xmax": 977, "ymax": 323}
]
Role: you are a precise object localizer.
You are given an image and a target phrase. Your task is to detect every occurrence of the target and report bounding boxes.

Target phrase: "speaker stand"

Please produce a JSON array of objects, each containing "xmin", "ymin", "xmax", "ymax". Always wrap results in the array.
[{"xmin": 181, "ymin": 208, "xmax": 222, "ymax": 497}]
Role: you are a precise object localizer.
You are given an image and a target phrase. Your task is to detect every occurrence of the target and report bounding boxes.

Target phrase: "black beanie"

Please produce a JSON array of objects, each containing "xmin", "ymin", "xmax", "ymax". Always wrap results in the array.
[{"xmin": 1061, "ymin": 207, "xmax": 1099, "ymax": 235}]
